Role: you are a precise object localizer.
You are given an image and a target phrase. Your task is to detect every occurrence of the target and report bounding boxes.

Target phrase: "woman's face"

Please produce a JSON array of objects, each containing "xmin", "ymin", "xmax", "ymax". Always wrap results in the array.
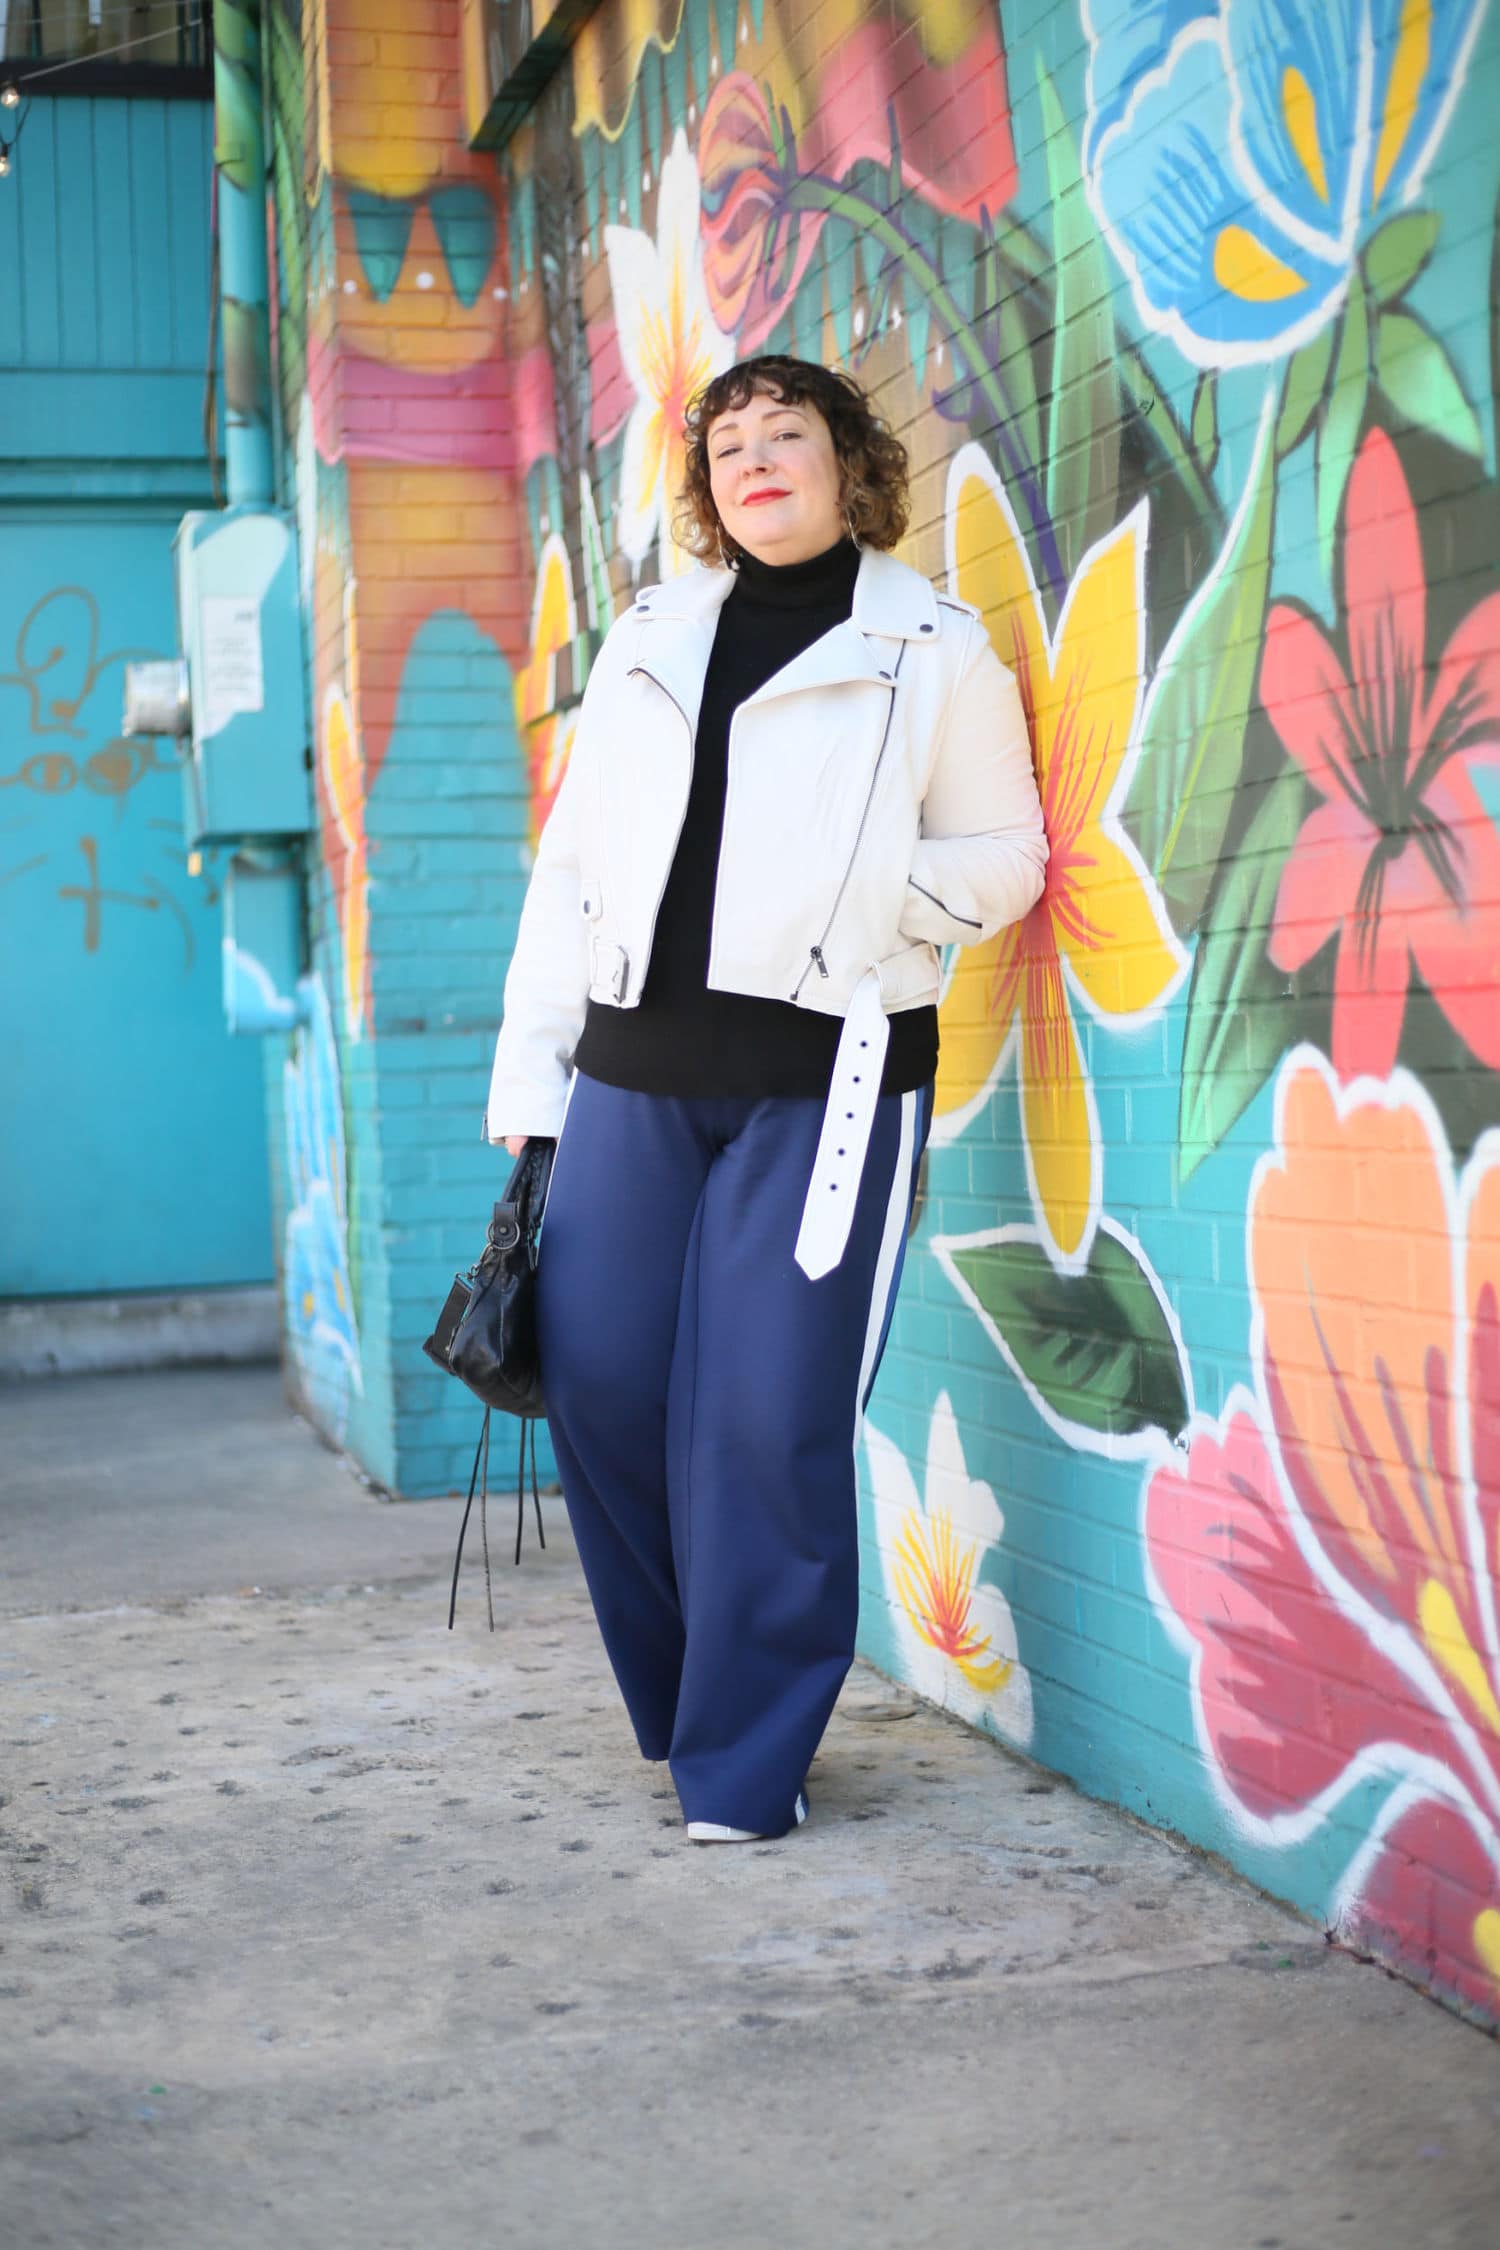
[{"xmin": 706, "ymin": 388, "xmax": 845, "ymax": 567}]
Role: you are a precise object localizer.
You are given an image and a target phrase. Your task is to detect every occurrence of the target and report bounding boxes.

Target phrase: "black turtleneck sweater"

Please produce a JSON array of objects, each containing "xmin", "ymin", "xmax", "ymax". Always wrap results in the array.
[{"xmin": 573, "ymin": 537, "xmax": 939, "ymax": 1099}]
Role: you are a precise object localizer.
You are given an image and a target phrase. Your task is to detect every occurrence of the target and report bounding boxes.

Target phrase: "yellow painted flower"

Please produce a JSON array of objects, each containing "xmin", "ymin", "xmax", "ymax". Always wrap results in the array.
[
  {"xmin": 937, "ymin": 447, "xmax": 1185, "ymax": 1270},
  {"xmin": 604, "ymin": 130, "xmax": 734, "ymax": 579},
  {"xmin": 865, "ymin": 1393, "xmax": 1033, "ymax": 1743},
  {"xmin": 514, "ymin": 533, "xmax": 580, "ymax": 848}
]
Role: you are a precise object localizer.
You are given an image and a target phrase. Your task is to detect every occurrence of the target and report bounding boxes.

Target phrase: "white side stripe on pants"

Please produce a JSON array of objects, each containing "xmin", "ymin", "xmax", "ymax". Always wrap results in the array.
[{"xmin": 851, "ymin": 1086, "xmax": 917, "ymax": 1470}]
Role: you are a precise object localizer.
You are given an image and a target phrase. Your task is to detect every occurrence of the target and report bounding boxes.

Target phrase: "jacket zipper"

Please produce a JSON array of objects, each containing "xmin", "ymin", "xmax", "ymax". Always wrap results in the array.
[
  {"xmin": 625, "ymin": 662, "xmax": 696, "ymax": 996},
  {"xmin": 790, "ymin": 649, "xmax": 905, "ymax": 1003},
  {"xmin": 907, "ymin": 875, "xmax": 982, "ymax": 930}
]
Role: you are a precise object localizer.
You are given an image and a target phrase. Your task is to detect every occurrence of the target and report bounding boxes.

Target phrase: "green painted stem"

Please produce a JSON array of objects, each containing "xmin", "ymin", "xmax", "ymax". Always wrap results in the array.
[
  {"xmin": 787, "ymin": 176, "xmax": 1065, "ymax": 595},
  {"xmin": 990, "ymin": 209, "xmax": 1216, "ymax": 525},
  {"xmin": 789, "ymin": 179, "xmax": 1018, "ymax": 440},
  {"xmin": 789, "ymin": 177, "xmax": 1218, "ymax": 539}
]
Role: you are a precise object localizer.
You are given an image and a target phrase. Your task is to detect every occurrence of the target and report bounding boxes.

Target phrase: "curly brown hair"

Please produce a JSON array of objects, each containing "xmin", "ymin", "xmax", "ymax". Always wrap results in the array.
[{"xmin": 673, "ymin": 356, "xmax": 910, "ymax": 564}]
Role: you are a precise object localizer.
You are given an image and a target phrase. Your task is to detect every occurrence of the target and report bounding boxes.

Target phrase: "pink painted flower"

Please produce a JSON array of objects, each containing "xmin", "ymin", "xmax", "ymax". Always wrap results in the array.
[
  {"xmin": 697, "ymin": 75, "xmax": 810, "ymax": 347},
  {"xmin": 698, "ymin": 8, "xmax": 1017, "ymax": 353},
  {"xmin": 1263, "ymin": 425, "xmax": 1500, "ymax": 1080},
  {"xmin": 1145, "ymin": 1048, "xmax": 1500, "ymax": 2014}
]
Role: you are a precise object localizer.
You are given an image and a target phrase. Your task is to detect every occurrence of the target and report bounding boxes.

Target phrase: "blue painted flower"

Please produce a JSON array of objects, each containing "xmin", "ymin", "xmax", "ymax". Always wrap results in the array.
[{"xmin": 1082, "ymin": 0, "xmax": 1488, "ymax": 367}]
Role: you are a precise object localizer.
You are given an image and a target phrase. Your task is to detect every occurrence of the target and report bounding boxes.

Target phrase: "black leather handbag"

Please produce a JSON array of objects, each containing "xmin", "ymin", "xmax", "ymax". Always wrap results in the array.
[{"xmin": 422, "ymin": 1136, "xmax": 556, "ymax": 1627}]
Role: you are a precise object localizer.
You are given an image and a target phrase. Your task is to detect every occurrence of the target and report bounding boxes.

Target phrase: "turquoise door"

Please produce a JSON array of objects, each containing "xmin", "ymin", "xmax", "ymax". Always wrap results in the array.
[{"xmin": 0, "ymin": 518, "xmax": 274, "ymax": 1296}]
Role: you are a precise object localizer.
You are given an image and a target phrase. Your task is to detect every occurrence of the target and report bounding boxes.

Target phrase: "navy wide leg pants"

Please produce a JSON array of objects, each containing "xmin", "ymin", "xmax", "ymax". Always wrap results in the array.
[{"xmin": 535, "ymin": 1071, "xmax": 932, "ymax": 1838}]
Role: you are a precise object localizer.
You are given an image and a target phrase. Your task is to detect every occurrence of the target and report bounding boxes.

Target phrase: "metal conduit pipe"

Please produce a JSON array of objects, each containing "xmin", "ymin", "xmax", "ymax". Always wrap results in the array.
[{"xmin": 213, "ymin": 0, "xmax": 275, "ymax": 509}]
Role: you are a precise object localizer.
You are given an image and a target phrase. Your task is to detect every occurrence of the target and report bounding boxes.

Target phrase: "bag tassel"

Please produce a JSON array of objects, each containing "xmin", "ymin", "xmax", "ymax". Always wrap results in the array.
[
  {"xmin": 515, "ymin": 1416, "xmax": 546, "ymax": 1566},
  {"xmin": 449, "ymin": 1410, "xmax": 546, "ymax": 1630}
]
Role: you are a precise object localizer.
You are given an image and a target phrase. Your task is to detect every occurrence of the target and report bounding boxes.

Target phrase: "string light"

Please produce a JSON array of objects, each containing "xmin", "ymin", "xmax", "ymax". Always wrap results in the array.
[
  {"xmin": 0, "ymin": 84, "xmax": 17, "ymax": 181},
  {"xmin": 0, "ymin": 10, "xmax": 204, "ymax": 183}
]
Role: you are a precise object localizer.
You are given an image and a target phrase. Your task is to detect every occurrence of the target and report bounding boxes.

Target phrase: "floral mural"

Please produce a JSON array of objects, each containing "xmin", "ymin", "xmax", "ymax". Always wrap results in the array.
[
  {"xmin": 1145, "ymin": 1047, "xmax": 1500, "ymax": 2013},
  {"xmin": 265, "ymin": 0, "xmax": 1500, "ymax": 2020}
]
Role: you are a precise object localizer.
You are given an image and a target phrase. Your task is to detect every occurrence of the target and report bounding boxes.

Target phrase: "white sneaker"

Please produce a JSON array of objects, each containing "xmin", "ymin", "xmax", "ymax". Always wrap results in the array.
[{"xmin": 687, "ymin": 1792, "xmax": 808, "ymax": 1843}]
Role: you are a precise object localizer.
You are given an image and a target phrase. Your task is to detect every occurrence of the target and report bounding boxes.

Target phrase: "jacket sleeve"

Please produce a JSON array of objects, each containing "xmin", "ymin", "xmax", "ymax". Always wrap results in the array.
[
  {"xmin": 897, "ymin": 613, "xmax": 1048, "ymax": 949},
  {"xmin": 484, "ymin": 706, "xmax": 591, "ymax": 1143}
]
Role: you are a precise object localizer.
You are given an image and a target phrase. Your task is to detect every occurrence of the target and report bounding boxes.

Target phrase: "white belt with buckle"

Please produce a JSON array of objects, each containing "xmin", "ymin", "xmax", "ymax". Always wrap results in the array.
[{"xmin": 794, "ymin": 969, "xmax": 890, "ymax": 1281}]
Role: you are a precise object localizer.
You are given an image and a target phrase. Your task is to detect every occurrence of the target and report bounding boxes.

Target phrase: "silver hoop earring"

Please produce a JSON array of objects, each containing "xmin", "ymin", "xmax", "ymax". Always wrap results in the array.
[{"xmin": 843, "ymin": 505, "xmax": 859, "ymax": 548}]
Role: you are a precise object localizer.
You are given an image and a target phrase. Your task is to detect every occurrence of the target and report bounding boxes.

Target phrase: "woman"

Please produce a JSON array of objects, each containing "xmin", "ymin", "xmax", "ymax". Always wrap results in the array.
[{"xmin": 487, "ymin": 357, "xmax": 1045, "ymax": 1842}]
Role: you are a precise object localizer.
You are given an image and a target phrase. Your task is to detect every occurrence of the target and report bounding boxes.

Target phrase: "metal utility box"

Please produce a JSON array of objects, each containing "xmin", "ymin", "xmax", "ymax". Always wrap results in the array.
[{"xmin": 174, "ymin": 506, "xmax": 312, "ymax": 847}]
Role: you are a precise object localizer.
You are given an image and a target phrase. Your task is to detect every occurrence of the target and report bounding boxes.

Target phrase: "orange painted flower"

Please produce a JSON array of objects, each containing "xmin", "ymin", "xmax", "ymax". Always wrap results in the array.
[
  {"xmin": 937, "ymin": 446, "xmax": 1184, "ymax": 1268},
  {"xmin": 1146, "ymin": 1047, "xmax": 1500, "ymax": 2014}
]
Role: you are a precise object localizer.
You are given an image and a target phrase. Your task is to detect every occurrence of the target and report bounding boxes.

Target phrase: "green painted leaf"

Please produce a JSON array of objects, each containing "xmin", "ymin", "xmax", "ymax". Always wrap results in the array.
[
  {"xmin": 943, "ymin": 214, "xmax": 976, "ymax": 325},
  {"xmin": 621, "ymin": 104, "xmax": 644, "ymax": 232},
  {"xmin": 1316, "ymin": 270, "xmax": 1369, "ymax": 583},
  {"xmin": 213, "ymin": 58, "xmax": 262, "ymax": 197},
  {"xmin": 1374, "ymin": 308, "xmax": 1485, "ymax": 457},
  {"xmin": 214, "ymin": 0, "xmax": 256, "ymax": 67},
  {"xmin": 662, "ymin": 22, "xmax": 689, "ymax": 129},
  {"xmin": 639, "ymin": 44, "xmax": 663, "ymax": 183},
  {"xmin": 905, "ymin": 283, "xmax": 931, "ymax": 392},
  {"xmin": 1363, "ymin": 210, "xmax": 1441, "ymax": 305},
  {"xmin": 792, "ymin": 234, "xmax": 826, "ymax": 366},
  {"xmin": 828, "ymin": 230, "xmax": 855, "ymax": 363},
  {"xmin": 1038, "ymin": 61, "xmax": 1120, "ymax": 584},
  {"xmin": 1124, "ymin": 395, "xmax": 1277, "ymax": 935},
  {"xmin": 579, "ymin": 475, "xmax": 614, "ymax": 636},
  {"xmin": 943, "ymin": 1222, "xmax": 1189, "ymax": 1450},
  {"xmin": 998, "ymin": 296, "xmax": 1041, "ymax": 469},
  {"xmin": 860, "ymin": 228, "xmax": 887, "ymax": 311},
  {"xmin": 1178, "ymin": 767, "xmax": 1308, "ymax": 1182},
  {"xmin": 1191, "ymin": 373, "xmax": 1219, "ymax": 479},
  {"xmin": 1275, "ymin": 324, "xmax": 1335, "ymax": 457},
  {"xmin": 686, "ymin": 5, "xmax": 712, "ymax": 110}
]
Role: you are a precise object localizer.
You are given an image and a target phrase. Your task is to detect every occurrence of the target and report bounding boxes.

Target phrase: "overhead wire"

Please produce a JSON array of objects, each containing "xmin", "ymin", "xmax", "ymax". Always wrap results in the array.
[{"xmin": 3, "ymin": 10, "xmax": 207, "ymax": 86}]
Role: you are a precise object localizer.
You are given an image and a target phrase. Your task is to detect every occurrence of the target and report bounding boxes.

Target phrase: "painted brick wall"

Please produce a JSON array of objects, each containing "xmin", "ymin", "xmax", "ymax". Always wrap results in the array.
[
  {"xmin": 270, "ymin": 0, "xmax": 1500, "ymax": 2023},
  {"xmin": 265, "ymin": 0, "xmax": 540, "ymax": 1494}
]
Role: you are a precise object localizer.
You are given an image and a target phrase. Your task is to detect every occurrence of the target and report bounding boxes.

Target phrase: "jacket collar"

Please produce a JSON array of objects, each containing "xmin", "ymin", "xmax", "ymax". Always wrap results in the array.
[
  {"xmin": 631, "ymin": 544, "xmax": 941, "ymax": 640},
  {"xmin": 627, "ymin": 546, "xmax": 941, "ymax": 718}
]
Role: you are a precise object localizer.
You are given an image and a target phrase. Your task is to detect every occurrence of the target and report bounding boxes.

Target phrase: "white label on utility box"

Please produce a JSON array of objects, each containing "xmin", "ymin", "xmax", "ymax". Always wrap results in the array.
[{"xmin": 200, "ymin": 596, "xmax": 264, "ymax": 738}]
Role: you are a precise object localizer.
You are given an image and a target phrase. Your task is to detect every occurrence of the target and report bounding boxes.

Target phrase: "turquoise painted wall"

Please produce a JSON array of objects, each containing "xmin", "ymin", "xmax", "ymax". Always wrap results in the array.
[{"xmin": 0, "ymin": 97, "xmax": 273, "ymax": 1299}]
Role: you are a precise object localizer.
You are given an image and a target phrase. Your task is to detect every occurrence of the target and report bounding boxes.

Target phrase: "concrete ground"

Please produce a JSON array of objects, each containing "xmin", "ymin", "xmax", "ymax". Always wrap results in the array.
[{"xmin": 1, "ymin": 1369, "xmax": 1497, "ymax": 2250}]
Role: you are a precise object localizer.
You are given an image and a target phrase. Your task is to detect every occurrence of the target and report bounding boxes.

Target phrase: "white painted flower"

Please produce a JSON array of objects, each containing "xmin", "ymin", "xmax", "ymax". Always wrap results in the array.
[
  {"xmin": 865, "ymin": 1392, "xmax": 1034, "ymax": 1746},
  {"xmin": 604, "ymin": 130, "xmax": 734, "ymax": 578}
]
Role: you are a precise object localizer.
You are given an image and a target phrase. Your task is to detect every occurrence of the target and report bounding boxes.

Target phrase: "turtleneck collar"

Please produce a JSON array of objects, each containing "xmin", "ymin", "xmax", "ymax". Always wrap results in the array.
[{"xmin": 729, "ymin": 536, "xmax": 861, "ymax": 612}]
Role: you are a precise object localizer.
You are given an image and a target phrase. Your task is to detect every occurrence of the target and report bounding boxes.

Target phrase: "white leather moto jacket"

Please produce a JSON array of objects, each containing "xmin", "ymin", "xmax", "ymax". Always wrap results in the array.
[{"xmin": 486, "ymin": 544, "xmax": 1047, "ymax": 1152}]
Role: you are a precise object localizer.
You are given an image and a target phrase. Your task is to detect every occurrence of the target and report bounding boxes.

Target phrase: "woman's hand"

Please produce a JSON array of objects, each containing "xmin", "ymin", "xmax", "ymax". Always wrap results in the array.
[{"xmin": 503, "ymin": 1135, "xmax": 528, "ymax": 1157}]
